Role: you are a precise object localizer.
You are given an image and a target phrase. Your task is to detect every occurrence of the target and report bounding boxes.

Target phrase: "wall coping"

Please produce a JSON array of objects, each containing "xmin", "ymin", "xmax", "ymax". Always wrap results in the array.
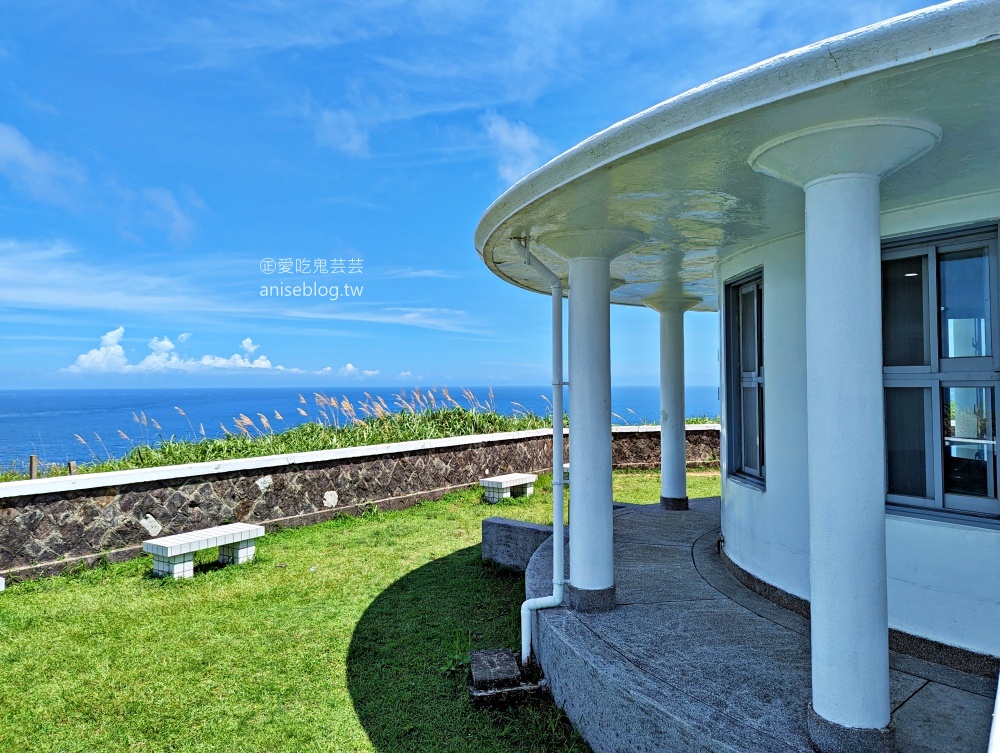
[{"xmin": 0, "ymin": 423, "xmax": 719, "ymax": 500}]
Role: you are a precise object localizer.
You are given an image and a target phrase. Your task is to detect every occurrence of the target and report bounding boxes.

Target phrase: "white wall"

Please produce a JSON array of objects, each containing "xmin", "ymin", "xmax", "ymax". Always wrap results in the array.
[
  {"xmin": 719, "ymin": 189, "xmax": 1000, "ymax": 655},
  {"xmin": 887, "ymin": 514, "xmax": 1000, "ymax": 656},
  {"xmin": 719, "ymin": 234, "xmax": 810, "ymax": 600}
]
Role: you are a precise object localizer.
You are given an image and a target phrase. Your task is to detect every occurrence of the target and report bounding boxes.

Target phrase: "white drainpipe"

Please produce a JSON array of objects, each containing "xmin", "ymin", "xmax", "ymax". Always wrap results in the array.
[{"xmin": 515, "ymin": 238, "xmax": 566, "ymax": 665}]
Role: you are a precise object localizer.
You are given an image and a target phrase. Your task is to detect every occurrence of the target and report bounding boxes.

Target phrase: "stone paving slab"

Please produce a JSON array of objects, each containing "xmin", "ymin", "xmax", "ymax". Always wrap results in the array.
[
  {"xmin": 613, "ymin": 507, "xmax": 723, "ymax": 548},
  {"xmin": 525, "ymin": 499, "xmax": 996, "ymax": 753},
  {"xmin": 614, "ymin": 543, "xmax": 728, "ymax": 604},
  {"xmin": 893, "ymin": 681, "xmax": 994, "ymax": 753}
]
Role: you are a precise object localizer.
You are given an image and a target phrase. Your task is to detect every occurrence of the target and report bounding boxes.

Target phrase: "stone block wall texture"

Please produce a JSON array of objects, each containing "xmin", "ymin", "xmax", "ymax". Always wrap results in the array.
[
  {"xmin": 0, "ymin": 426, "xmax": 719, "ymax": 579},
  {"xmin": 612, "ymin": 426, "xmax": 720, "ymax": 469}
]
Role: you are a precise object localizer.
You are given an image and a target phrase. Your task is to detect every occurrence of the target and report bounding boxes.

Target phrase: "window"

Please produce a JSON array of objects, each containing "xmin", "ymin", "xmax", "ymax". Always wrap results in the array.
[
  {"xmin": 882, "ymin": 225, "xmax": 1000, "ymax": 517},
  {"xmin": 726, "ymin": 271, "xmax": 764, "ymax": 486}
]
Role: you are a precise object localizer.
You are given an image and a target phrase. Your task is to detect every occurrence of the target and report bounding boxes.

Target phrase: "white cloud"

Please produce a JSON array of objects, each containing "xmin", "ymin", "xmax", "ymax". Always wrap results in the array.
[
  {"xmin": 399, "ymin": 371, "xmax": 412, "ymax": 378},
  {"xmin": 337, "ymin": 362, "xmax": 380, "ymax": 378},
  {"xmin": 287, "ymin": 306, "xmax": 480, "ymax": 334},
  {"xmin": 0, "ymin": 238, "xmax": 244, "ymax": 316},
  {"xmin": 142, "ymin": 187, "xmax": 198, "ymax": 243},
  {"xmin": 241, "ymin": 337, "xmax": 260, "ymax": 355},
  {"xmin": 316, "ymin": 109, "xmax": 369, "ymax": 157},
  {"xmin": 148, "ymin": 336, "xmax": 175, "ymax": 354},
  {"xmin": 66, "ymin": 329, "xmax": 291, "ymax": 374},
  {"xmin": 0, "ymin": 123, "xmax": 86, "ymax": 205},
  {"xmin": 483, "ymin": 112, "xmax": 549, "ymax": 185},
  {"xmin": 177, "ymin": 332, "xmax": 192, "ymax": 343},
  {"xmin": 198, "ymin": 353, "xmax": 273, "ymax": 369},
  {"xmin": 66, "ymin": 326, "xmax": 130, "ymax": 373},
  {"xmin": 384, "ymin": 268, "xmax": 459, "ymax": 279}
]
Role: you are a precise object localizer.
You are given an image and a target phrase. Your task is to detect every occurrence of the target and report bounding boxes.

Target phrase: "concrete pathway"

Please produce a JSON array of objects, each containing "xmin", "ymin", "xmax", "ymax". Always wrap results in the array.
[{"xmin": 525, "ymin": 498, "xmax": 995, "ymax": 753}]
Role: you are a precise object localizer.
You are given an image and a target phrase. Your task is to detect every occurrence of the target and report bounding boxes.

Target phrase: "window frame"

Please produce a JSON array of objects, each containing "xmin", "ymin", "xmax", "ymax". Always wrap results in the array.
[
  {"xmin": 725, "ymin": 268, "xmax": 765, "ymax": 489},
  {"xmin": 882, "ymin": 224, "xmax": 1000, "ymax": 521}
]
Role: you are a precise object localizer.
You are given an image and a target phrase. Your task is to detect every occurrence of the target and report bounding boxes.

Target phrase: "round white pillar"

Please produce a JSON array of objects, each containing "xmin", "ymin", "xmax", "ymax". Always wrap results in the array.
[
  {"xmin": 566, "ymin": 256, "xmax": 615, "ymax": 610},
  {"xmin": 750, "ymin": 118, "xmax": 940, "ymax": 752},
  {"xmin": 659, "ymin": 309, "xmax": 688, "ymax": 508},
  {"xmin": 804, "ymin": 172, "xmax": 890, "ymax": 730}
]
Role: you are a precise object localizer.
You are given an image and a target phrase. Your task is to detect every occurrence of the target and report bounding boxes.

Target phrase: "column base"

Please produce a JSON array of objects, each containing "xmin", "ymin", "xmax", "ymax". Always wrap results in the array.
[
  {"xmin": 807, "ymin": 703, "xmax": 893, "ymax": 753},
  {"xmin": 565, "ymin": 584, "xmax": 616, "ymax": 612},
  {"xmin": 660, "ymin": 496, "xmax": 689, "ymax": 511}
]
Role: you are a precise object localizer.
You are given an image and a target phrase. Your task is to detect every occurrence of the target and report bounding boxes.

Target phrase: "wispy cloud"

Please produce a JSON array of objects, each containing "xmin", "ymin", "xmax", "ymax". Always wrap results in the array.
[
  {"xmin": 287, "ymin": 306, "xmax": 480, "ymax": 334},
  {"xmin": 483, "ymin": 112, "xmax": 550, "ymax": 185},
  {"xmin": 0, "ymin": 238, "xmax": 224, "ymax": 315},
  {"xmin": 142, "ymin": 187, "xmax": 202, "ymax": 243},
  {"xmin": 315, "ymin": 109, "xmax": 370, "ymax": 157},
  {"xmin": 130, "ymin": 3, "xmax": 609, "ymax": 158},
  {"xmin": 0, "ymin": 122, "xmax": 202, "ymax": 243},
  {"xmin": 383, "ymin": 268, "xmax": 460, "ymax": 280},
  {"xmin": 0, "ymin": 123, "xmax": 86, "ymax": 205}
]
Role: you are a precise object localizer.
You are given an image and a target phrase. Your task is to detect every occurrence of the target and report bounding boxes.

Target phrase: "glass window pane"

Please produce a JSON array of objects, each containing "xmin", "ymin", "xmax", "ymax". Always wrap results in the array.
[
  {"xmin": 942, "ymin": 386, "xmax": 995, "ymax": 498},
  {"xmin": 741, "ymin": 385, "xmax": 760, "ymax": 474},
  {"xmin": 882, "ymin": 256, "xmax": 928, "ymax": 366},
  {"xmin": 940, "ymin": 248, "xmax": 991, "ymax": 359},
  {"xmin": 885, "ymin": 388, "xmax": 929, "ymax": 498},
  {"xmin": 740, "ymin": 287, "xmax": 757, "ymax": 374}
]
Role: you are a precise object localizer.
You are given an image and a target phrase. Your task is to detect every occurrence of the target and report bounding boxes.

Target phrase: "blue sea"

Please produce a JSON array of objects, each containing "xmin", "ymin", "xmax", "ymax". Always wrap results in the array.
[{"xmin": 0, "ymin": 386, "xmax": 720, "ymax": 471}]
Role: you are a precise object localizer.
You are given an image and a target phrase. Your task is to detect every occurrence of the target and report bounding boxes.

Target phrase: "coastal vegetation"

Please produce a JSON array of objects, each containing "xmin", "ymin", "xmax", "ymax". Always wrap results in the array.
[
  {"xmin": 1, "ymin": 388, "xmax": 720, "ymax": 483},
  {"xmin": 0, "ymin": 470, "xmax": 721, "ymax": 752}
]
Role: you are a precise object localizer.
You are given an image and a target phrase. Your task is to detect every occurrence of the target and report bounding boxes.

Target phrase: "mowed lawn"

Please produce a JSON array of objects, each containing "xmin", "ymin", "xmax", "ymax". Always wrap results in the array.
[{"xmin": 0, "ymin": 470, "xmax": 720, "ymax": 753}]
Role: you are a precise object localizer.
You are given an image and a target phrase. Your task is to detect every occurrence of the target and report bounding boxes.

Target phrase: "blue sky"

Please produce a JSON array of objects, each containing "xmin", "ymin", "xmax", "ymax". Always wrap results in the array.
[{"xmin": 0, "ymin": 0, "xmax": 932, "ymax": 390}]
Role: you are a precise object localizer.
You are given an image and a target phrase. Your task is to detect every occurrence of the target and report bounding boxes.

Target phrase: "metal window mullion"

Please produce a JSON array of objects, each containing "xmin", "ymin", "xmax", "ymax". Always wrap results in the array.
[
  {"xmin": 727, "ymin": 284, "xmax": 743, "ymax": 475},
  {"xmin": 930, "ymin": 378, "xmax": 944, "ymax": 509},
  {"xmin": 989, "ymin": 240, "xmax": 1000, "ymax": 372},
  {"xmin": 928, "ymin": 248, "xmax": 941, "ymax": 373}
]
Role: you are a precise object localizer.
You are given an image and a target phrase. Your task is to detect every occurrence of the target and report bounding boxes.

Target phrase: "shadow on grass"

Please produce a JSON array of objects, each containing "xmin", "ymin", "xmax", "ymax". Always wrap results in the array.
[{"xmin": 346, "ymin": 544, "xmax": 589, "ymax": 753}]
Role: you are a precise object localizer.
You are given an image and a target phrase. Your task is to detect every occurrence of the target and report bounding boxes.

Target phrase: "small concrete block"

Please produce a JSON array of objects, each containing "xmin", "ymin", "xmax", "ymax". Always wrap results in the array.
[
  {"xmin": 482, "ymin": 517, "xmax": 565, "ymax": 572},
  {"xmin": 0, "ymin": 576, "xmax": 5, "ymax": 591},
  {"xmin": 470, "ymin": 648, "xmax": 522, "ymax": 691}
]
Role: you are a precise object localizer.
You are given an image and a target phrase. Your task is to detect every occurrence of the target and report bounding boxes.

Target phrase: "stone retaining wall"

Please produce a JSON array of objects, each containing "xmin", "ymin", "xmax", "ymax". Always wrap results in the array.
[
  {"xmin": 0, "ymin": 425, "xmax": 719, "ymax": 580},
  {"xmin": 613, "ymin": 424, "xmax": 719, "ymax": 469}
]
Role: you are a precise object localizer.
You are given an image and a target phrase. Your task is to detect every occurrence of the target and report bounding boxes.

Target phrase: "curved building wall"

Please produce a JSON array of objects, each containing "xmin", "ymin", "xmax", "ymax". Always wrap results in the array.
[
  {"xmin": 719, "ymin": 234, "xmax": 810, "ymax": 601},
  {"xmin": 720, "ymin": 190, "xmax": 1000, "ymax": 656}
]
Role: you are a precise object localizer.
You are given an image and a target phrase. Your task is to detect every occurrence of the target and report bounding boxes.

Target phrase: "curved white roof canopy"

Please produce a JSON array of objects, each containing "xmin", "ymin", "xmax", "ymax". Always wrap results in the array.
[{"xmin": 474, "ymin": 0, "xmax": 1000, "ymax": 312}]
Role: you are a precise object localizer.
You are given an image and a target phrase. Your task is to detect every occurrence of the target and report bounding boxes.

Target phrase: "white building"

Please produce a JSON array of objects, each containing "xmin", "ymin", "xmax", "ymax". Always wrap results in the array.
[{"xmin": 474, "ymin": 2, "xmax": 1000, "ymax": 750}]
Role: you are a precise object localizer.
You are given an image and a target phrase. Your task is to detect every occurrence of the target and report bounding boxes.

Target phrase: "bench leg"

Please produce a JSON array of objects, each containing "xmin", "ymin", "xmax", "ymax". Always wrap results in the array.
[
  {"xmin": 483, "ymin": 487, "xmax": 510, "ymax": 504},
  {"xmin": 152, "ymin": 553, "xmax": 194, "ymax": 580},
  {"xmin": 219, "ymin": 540, "xmax": 256, "ymax": 566}
]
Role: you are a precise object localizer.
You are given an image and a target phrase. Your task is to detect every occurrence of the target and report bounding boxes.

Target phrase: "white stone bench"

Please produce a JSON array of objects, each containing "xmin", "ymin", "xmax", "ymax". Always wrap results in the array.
[
  {"xmin": 143, "ymin": 522, "xmax": 265, "ymax": 579},
  {"xmin": 480, "ymin": 473, "xmax": 537, "ymax": 504}
]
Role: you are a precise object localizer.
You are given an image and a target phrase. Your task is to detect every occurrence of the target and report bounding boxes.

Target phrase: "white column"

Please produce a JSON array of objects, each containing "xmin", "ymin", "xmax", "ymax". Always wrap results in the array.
[
  {"xmin": 567, "ymin": 256, "xmax": 615, "ymax": 608},
  {"xmin": 659, "ymin": 309, "xmax": 688, "ymax": 508},
  {"xmin": 750, "ymin": 118, "xmax": 940, "ymax": 751},
  {"xmin": 804, "ymin": 172, "xmax": 890, "ymax": 729}
]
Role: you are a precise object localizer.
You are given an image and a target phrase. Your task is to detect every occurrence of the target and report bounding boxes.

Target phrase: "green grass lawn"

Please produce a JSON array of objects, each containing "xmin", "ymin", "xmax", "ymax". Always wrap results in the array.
[{"xmin": 0, "ymin": 470, "xmax": 720, "ymax": 753}]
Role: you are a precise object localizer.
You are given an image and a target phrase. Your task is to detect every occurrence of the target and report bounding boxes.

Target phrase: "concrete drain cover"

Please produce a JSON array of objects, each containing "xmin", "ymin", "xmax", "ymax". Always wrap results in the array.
[{"xmin": 468, "ymin": 648, "xmax": 549, "ymax": 707}]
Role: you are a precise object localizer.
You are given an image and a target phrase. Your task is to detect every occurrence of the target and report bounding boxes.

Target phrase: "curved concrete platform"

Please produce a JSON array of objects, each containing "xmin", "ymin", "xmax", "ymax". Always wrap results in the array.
[{"xmin": 525, "ymin": 498, "xmax": 995, "ymax": 753}]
